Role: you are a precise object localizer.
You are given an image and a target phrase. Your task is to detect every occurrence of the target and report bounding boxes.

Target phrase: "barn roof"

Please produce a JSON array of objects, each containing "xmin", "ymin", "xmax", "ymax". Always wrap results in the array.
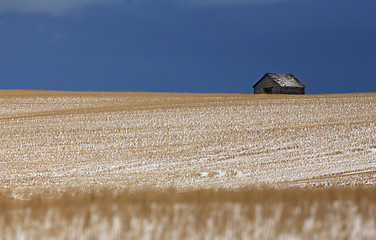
[{"xmin": 253, "ymin": 73, "xmax": 305, "ymax": 88}]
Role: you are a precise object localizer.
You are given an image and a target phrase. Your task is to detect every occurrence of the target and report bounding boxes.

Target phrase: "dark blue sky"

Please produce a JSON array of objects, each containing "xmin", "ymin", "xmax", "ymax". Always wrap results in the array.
[{"xmin": 1, "ymin": 0, "xmax": 375, "ymax": 94}]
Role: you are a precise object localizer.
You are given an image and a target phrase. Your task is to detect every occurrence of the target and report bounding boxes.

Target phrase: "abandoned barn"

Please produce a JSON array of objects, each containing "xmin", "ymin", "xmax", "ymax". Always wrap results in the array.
[{"xmin": 253, "ymin": 73, "xmax": 305, "ymax": 95}]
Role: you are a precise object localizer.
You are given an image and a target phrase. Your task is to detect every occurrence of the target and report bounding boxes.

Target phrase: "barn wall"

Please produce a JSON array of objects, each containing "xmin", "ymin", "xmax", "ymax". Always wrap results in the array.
[
  {"xmin": 280, "ymin": 87, "xmax": 305, "ymax": 95},
  {"xmin": 253, "ymin": 76, "xmax": 281, "ymax": 94}
]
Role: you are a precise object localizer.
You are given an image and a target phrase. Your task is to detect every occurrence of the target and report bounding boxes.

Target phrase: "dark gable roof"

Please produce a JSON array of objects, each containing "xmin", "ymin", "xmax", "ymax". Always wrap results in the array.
[{"xmin": 253, "ymin": 73, "xmax": 305, "ymax": 88}]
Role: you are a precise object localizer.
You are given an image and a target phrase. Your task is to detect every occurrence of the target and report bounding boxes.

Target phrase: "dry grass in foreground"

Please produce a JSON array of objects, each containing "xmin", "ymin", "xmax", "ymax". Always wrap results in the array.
[{"xmin": 1, "ymin": 187, "xmax": 376, "ymax": 239}]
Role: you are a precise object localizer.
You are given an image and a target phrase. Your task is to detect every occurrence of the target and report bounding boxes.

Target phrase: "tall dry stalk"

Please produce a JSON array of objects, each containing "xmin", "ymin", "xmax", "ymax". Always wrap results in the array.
[{"xmin": 1, "ymin": 187, "xmax": 376, "ymax": 239}]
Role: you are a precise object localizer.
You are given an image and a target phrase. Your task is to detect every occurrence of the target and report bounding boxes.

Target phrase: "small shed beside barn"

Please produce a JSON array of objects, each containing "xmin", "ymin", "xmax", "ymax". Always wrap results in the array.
[{"xmin": 253, "ymin": 73, "xmax": 305, "ymax": 95}]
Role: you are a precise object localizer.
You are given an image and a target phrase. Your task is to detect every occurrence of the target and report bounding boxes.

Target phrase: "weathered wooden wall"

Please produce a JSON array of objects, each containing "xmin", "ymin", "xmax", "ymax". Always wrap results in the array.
[
  {"xmin": 253, "ymin": 76, "xmax": 281, "ymax": 94},
  {"xmin": 280, "ymin": 87, "xmax": 305, "ymax": 95}
]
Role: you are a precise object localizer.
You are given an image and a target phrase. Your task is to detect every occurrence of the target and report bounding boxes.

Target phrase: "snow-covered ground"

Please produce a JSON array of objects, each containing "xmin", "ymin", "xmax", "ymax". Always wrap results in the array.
[
  {"xmin": 0, "ymin": 91, "xmax": 375, "ymax": 197},
  {"xmin": 1, "ymin": 91, "xmax": 376, "ymax": 239}
]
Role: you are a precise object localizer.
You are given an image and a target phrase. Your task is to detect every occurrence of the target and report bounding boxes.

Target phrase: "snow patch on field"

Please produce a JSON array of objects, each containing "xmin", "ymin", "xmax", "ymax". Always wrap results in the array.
[{"xmin": 216, "ymin": 170, "xmax": 226, "ymax": 178}]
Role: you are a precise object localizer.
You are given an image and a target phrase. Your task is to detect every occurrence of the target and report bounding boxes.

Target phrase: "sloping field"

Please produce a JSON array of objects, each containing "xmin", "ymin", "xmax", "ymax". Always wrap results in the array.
[
  {"xmin": 1, "ymin": 90, "xmax": 375, "ymax": 196},
  {"xmin": 1, "ymin": 90, "xmax": 376, "ymax": 239}
]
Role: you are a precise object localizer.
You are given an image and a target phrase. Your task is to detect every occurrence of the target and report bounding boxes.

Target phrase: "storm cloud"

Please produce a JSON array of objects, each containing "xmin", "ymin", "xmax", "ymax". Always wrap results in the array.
[
  {"xmin": 0, "ymin": 0, "xmax": 299, "ymax": 15},
  {"xmin": 0, "ymin": 0, "xmax": 118, "ymax": 15},
  {"xmin": 178, "ymin": 0, "xmax": 297, "ymax": 7}
]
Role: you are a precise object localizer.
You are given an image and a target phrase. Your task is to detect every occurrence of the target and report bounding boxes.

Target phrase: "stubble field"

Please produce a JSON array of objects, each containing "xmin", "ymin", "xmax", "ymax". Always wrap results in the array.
[{"xmin": 1, "ymin": 90, "xmax": 376, "ymax": 239}]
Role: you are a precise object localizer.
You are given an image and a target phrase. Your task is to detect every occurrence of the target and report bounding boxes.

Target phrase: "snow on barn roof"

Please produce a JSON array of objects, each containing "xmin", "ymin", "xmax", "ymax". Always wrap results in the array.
[
  {"xmin": 267, "ymin": 73, "xmax": 305, "ymax": 88},
  {"xmin": 253, "ymin": 73, "xmax": 305, "ymax": 88}
]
